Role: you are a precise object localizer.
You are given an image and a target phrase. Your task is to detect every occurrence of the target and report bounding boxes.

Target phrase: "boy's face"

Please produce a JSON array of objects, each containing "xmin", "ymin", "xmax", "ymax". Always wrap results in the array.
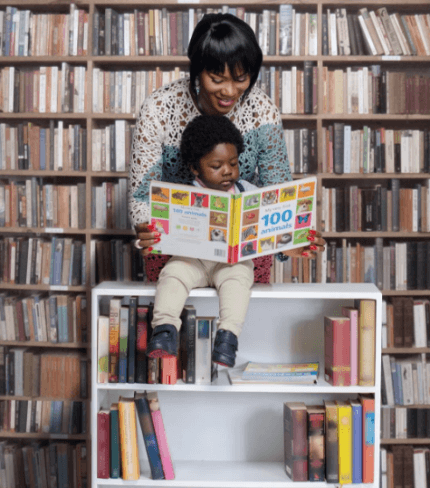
[{"xmin": 191, "ymin": 143, "xmax": 240, "ymax": 192}]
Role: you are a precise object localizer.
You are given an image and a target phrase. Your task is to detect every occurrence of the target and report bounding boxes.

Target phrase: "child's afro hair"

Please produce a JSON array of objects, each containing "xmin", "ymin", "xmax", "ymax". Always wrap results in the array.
[{"xmin": 180, "ymin": 115, "xmax": 244, "ymax": 171}]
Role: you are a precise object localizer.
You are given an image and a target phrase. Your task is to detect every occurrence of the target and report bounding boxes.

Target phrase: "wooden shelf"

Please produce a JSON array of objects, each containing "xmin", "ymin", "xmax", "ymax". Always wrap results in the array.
[
  {"xmin": 0, "ymin": 432, "xmax": 87, "ymax": 440},
  {"xmin": 0, "ymin": 395, "xmax": 88, "ymax": 401},
  {"xmin": 319, "ymin": 173, "xmax": 430, "ymax": 179},
  {"xmin": 0, "ymin": 283, "xmax": 87, "ymax": 292},
  {"xmin": 0, "ymin": 340, "xmax": 89, "ymax": 348},
  {"xmin": 322, "ymin": 232, "xmax": 430, "ymax": 238},
  {"xmin": 383, "ymin": 348, "xmax": 430, "ymax": 354},
  {"xmin": 381, "ymin": 439, "xmax": 430, "ymax": 445}
]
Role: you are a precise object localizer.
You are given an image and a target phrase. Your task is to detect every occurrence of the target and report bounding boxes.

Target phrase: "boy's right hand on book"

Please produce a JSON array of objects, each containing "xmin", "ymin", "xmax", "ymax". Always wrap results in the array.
[{"xmin": 134, "ymin": 223, "xmax": 161, "ymax": 256}]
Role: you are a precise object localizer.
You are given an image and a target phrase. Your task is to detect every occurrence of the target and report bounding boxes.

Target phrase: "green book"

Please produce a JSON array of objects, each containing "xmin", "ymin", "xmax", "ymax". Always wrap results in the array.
[{"xmin": 110, "ymin": 404, "xmax": 121, "ymax": 478}]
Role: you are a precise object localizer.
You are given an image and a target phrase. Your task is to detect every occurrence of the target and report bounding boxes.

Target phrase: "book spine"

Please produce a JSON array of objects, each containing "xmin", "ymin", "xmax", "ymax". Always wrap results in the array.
[
  {"xmin": 118, "ymin": 306, "xmax": 128, "ymax": 383},
  {"xmin": 307, "ymin": 410, "xmax": 325, "ymax": 481},
  {"xmin": 338, "ymin": 404, "xmax": 352, "ymax": 484},
  {"xmin": 361, "ymin": 396, "xmax": 375, "ymax": 483},
  {"xmin": 135, "ymin": 395, "xmax": 164, "ymax": 480},
  {"xmin": 118, "ymin": 399, "xmax": 140, "ymax": 480},
  {"xmin": 180, "ymin": 306, "xmax": 196, "ymax": 384},
  {"xmin": 109, "ymin": 407, "xmax": 120, "ymax": 478},
  {"xmin": 352, "ymin": 403, "xmax": 363, "ymax": 483},
  {"xmin": 108, "ymin": 298, "xmax": 121, "ymax": 383},
  {"xmin": 127, "ymin": 297, "xmax": 137, "ymax": 383},
  {"xmin": 97, "ymin": 411, "xmax": 110, "ymax": 479},
  {"xmin": 325, "ymin": 402, "xmax": 339, "ymax": 483},
  {"xmin": 136, "ymin": 306, "xmax": 149, "ymax": 383},
  {"xmin": 195, "ymin": 317, "xmax": 212, "ymax": 385}
]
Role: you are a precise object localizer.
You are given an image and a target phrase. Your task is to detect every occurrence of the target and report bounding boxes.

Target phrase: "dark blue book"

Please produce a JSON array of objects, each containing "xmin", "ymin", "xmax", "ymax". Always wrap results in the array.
[
  {"xmin": 109, "ymin": 404, "xmax": 121, "ymax": 478},
  {"xmin": 52, "ymin": 238, "xmax": 64, "ymax": 286},
  {"xmin": 49, "ymin": 401, "xmax": 63, "ymax": 434},
  {"xmin": 134, "ymin": 393, "xmax": 164, "ymax": 480}
]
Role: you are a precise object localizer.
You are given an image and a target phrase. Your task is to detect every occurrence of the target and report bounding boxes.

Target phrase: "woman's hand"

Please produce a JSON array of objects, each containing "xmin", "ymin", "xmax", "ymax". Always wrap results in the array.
[
  {"xmin": 134, "ymin": 223, "xmax": 161, "ymax": 256},
  {"xmin": 279, "ymin": 230, "xmax": 326, "ymax": 260}
]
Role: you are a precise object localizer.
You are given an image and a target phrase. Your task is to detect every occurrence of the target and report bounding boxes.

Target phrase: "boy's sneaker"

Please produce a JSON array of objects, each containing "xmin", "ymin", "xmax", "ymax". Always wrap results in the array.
[
  {"xmin": 147, "ymin": 324, "xmax": 178, "ymax": 358},
  {"xmin": 212, "ymin": 329, "xmax": 238, "ymax": 368}
]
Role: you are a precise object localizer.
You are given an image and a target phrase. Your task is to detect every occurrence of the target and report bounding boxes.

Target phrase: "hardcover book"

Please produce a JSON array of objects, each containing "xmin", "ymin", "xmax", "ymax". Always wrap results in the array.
[
  {"xmin": 337, "ymin": 401, "xmax": 352, "ymax": 484},
  {"xmin": 134, "ymin": 392, "xmax": 164, "ymax": 480},
  {"xmin": 284, "ymin": 402, "xmax": 308, "ymax": 481},
  {"xmin": 97, "ymin": 409, "xmax": 110, "ymax": 479},
  {"xmin": 148, "ymin": 177, "xmax": 317, "ymax": 263},
  {"xmin": 324, "ymin": 400, "xmax": 339, "ymax": 483},
  {"xmin": 360, "ymin": 394, "xmax": 375, "ymax": 483},
  {"xmin": 118, "ymin": 397, "xmax": 140, "ymax": 480},
  {"xmin": 307, "ymin": 405, "xmax": 325, "ymax": 481},
  {"xmin": 324, "ymin": 316, "xmax": 351, "ymax": 386}
]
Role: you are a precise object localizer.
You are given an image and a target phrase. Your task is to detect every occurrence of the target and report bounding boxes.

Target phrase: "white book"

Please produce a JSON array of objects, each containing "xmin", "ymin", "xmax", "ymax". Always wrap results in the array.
[
  {"xmin": 126, "ymin": 71, "xmax": 132, "ymax": 114},
  {"xmin": 291, "ymin": 9, "xmax": 296, "ymax": 56},
  {"xmin": 70, "ymin": 186, "xmax": 78, "ymax": 228},
  {"xmin": 35, "ymin": 239, "xmax": 43, "ymax": 284},
  {"xmin": 24, "ymin": 10, "xmax": 30, "ymax": 56},
  {"xmin": 308, "ymin": 13, "xmax": 317, "ymax": 55},
  {"xmin": 413, "ymin": 301, "xmax": 427, "ymax": 347},
  {"xmin": 73, "ymin": 8, "xmax": 79, "ymax": 56},
  {"xmin": 363, "ymin": 67, "xmax": 369, "ymax": 114},
  {"xmin": 8, "ymin": 66, "xmax": 14, "ymax": 112},
  {"xmin": 415, "ymin": 14, "xmax": 430, "ymax": 55},
  {"xmin": 124, "ymin": 13, "xmax": 130, "ymax": 56},
  {"xmin": 390, "ymin": 13, "xmax": 410, "ymax": 55},
  {"xmin": 279, "ymin": 4, "xmax": 293, "ymax": 55},
  {"xmin": 294, "ymin": 12, "xmax": 301, "ymax": 56},
  {"xmin": 291, "ymin": 66, "xmax": 297, "ymax": 114},
  {"xmin": 413, "ymin": 450, "xmax": 427, "ymax": 488},
  {"xmin": 195, "ymin": 317, "xmax": 214, "ymax": 385},
  {"xmin": 92, "ymin": 68, "xmax": 99, "ymax": 113},
  {"xmin": 358, "ymin": 14, "xmax": 378, "ymax": 55},
  {"xmin": 329, "ymin": 12, "xmax": 337, "ymax": 55},
  {"xmin": 343, "ymin": 125, "xmax": 351, "ymax": 173},
  {"xmin": 115, "ymin": 120, "xmax": 126, "ymax": 171},
  {"xmin": 385, "ymin": 130, "xmax": 394, "ymax": 173},
  {"xmin": 369, "ymin": 10, "xmax": 391, "ymax": 55},
  {"xmin": 26, "ymin": 238, "xmax": 33, "ymax": 285},
  {"xmin": 51, "ymin": 66, "xmax": 58, "ymax": 113},
  {"xmin": 412, "ymin": 188, "xmax": 418, "ymax": 232},
  {"xmin": 97, "ymin": 315, "xmax": 109, "ymax": 383},
  {"xmin": 357, "ymin": 69, "xmax": 364, "ymax": 114},
  {"xmin": 57, "ymin": 121, "xmax": 63, "ymax": 171}
]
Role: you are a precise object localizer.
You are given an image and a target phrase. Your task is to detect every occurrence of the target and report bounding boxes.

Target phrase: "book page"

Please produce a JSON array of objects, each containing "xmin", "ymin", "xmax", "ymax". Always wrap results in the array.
[
  {"xmin": 235, "ymin": 176, "xmax": 317, "ymax": 262},
  {"xmin": 148, "ymin": 181, "xmax": 231, "ymax": 262}
]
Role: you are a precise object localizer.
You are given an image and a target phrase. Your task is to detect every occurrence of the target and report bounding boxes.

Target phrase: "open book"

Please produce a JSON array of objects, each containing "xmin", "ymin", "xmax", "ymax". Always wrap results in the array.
[{"xmin": 149, "ymin": 176, "xmax": 317, "ymax": 263}]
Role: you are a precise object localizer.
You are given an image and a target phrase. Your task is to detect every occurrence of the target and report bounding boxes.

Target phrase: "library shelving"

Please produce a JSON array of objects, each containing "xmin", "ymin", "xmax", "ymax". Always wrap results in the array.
[
  {"xmin": 0, "ymin": 0, "xmax": 429, "ymax": 485},
  {"xmin": 91, "ymin": 281, "xmax": 382, "ymax": 487}
]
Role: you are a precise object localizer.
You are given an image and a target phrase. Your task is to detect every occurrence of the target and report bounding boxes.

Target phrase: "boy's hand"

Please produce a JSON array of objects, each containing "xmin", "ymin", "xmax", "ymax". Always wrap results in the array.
[
  {"xmin": 134, "ymin": 223, "xmax": 161, "ymax": 256},
  {"xmin": 279, "ymin": 230, "xmax": 326, "ymax": 259}
]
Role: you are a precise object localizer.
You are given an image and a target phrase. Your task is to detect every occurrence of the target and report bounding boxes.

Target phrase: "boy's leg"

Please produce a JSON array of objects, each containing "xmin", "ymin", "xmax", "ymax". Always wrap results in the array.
[
  {"xmin": 211, "ymin": 260, "xmax": 255, "ymax": 336},
  {"xmin": 151, "ymin": 256, "xmax": 208, "ymax": 331}
]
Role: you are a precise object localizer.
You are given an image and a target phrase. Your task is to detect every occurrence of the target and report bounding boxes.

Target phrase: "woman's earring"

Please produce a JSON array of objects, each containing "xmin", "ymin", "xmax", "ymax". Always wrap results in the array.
[{"xmin": 195, "ymin": 78, "xmax": 200, "ymax": 96}]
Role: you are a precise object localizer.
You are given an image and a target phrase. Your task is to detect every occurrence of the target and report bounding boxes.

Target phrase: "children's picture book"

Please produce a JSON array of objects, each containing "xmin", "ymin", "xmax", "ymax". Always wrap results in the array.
[
  {"xmin": 227, "ymin": 362, "xmax": 319, "ymax": 385},
  {"xmin": 149, "ymin": 176, "xmax": 317, "ymax": 263}
]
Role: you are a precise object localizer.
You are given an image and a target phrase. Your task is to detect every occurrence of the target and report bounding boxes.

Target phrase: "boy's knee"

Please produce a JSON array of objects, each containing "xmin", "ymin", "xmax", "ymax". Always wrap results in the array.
[{"xmin": 158, "ymin": 258, "xmax": 205, "ymax": 291}]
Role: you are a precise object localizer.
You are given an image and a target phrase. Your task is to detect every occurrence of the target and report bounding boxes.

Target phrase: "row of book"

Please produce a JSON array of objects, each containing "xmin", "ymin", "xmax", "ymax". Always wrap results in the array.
[
  {"xmin": 91, "ymin": 120, "xmax": 134, "ymax": 172},
  {"xmin": 323, "ymin": 66, "xmax": 430, "ymax": 115},
  {"xmin": 98, "ymin": 392, "xmax": 173, "ymax": 481},
  {"xmin": 0, "ymin": 64, "xmax": 86, "ymax": 114},
  {"xmin": 0, "ymin": 440, "xmax": 87, "ymax": 488},
  {"xmin": 324, "ymin": 301, "xmax": 376, "ymax": 387},
  {"xmin": 93, "ymin": 239, "xmax": 144, "ymax": 285},
  {"xmin": 0, "ymin": 399, "xmax": 86, "ymax": 435},
  {"xmin": 92, "ymin": 6, "xmax": 318, "ymax": 58},
  {"xmin": 381, "ymin": 446, "xmax": 430, "ymax": 488},
  {"xmin": 0, "ymin": 293, "xmax": 87, "ymax": 343},
  {"xmin": 256, "ymin": 63, "xmax": 317, "ymax": 115},
  {"xmin": 0, "ymin": 348, "xmax": 87, "ymax": 399},
  {"xmin": 322, "ymin": 181, "xmax": 430, "ymax": 233},
  {"xmin": 283, "ymin": 128, "xmax": 317, "ymax": 175},
  {"xmin": 323, "ymin": 239, "xmax": 430, "ymax": 291},
  {"xmin": 0, "ymin": 180, "xmax": 86, "ymax": 229},
  {"xmin": 92, "ymin": 180, "xmax": 130, "ymax": 230},
  {"xmin": 0, "ymin": 4, "xmax": 88, "ymax": 57},
  {"xmin": 0, "ymin": 237, "xmax": 86, "ymax": 287},
  {"xmin": 0, "ymin": 122, "xmax": 87, "ymax": 172},
  {"xmin": 381, "ymin": 407, "xmax": 430, "ymax": 440},
  {"xmin": 97, "ymin": 298, "xmax": 216, "ymax": 385},
  {"xmin": 324, "ymin": 8, "xmax": 430, "ymax": 57},
  {"xmin": 382, "ymin": 297, "xmax": 430, "ymax": 349},
  {"xmin": 284, "ymin": 397, "xmax": 375, "ymax": 483},
  {"xmin": 271, "ymin": 254, "xmax": 318, "ymax": 284},
  {"xmin": 382, "ymin": 355, "xmax": 430, "ymax": 406},
  {"xmin": 322, "ymin": 125, "xmax": 430, "ymax": 174}
]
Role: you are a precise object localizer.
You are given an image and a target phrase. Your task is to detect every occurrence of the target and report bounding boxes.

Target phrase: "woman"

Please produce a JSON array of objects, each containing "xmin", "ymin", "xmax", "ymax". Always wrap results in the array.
[{"xmin": 129, "ymin": 13, "xmax": 325, "ymax": 274}]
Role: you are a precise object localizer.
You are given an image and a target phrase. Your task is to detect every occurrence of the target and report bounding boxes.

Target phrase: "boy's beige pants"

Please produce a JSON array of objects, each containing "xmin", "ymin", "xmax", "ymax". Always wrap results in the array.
[{"xmin": 151, "ymin": 256, "xmax": 254, "ymax": 337}]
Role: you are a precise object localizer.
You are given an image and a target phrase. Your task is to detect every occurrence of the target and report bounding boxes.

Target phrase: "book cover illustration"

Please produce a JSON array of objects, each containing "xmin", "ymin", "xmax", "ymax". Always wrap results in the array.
[{"xmin": 149, "ymin": 176, "xmax": 317, "ymax": 263}]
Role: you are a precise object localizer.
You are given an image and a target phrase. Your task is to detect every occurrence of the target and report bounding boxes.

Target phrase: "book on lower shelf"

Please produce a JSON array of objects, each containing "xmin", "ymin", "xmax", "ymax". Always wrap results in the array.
[
  {"xmin": 148, "ymin": 176, "xmax": 317, "ymax": 263},
  {"xmin": 228, "ymin": 361, "xmax": 318, "ymax": 385}
]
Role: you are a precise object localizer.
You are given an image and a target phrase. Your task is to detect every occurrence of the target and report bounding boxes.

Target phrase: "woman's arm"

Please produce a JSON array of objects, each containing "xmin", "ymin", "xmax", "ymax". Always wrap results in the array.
[{"xmin": 128, "ymin": 96, "xmax": 165, "ymax": 228}]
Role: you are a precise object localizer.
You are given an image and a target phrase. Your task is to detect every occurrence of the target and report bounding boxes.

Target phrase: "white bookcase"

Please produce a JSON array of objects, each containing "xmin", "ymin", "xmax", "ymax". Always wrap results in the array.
[{"xmin": 91, "ymin": 282, "xmax": 382, "ymax": 488}]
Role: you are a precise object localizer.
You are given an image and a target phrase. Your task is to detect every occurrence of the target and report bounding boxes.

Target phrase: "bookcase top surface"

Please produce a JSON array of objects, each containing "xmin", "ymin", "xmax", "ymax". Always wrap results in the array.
[{"xmin": 92, "ymin": 281, "xmax": 381, "ymax": 299}]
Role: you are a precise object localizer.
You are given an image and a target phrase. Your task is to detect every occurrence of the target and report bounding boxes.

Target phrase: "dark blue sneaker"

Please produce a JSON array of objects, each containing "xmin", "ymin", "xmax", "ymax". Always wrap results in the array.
[
  {"xmin": 147, "ymin": 324, "xmax": 178, "ymax": 359},
  {"xmin": 212, "ymin": 329, "xmax": 238, "ymax": 368}
]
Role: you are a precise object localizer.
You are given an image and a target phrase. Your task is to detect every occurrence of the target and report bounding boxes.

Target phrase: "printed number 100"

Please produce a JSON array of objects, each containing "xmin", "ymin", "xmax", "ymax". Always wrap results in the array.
[{"xmin": 261, "ymin": 210, "xmax": 292, "ymax": 226}]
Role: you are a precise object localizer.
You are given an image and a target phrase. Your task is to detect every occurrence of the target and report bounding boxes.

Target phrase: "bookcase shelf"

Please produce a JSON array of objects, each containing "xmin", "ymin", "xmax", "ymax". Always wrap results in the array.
[
  {"xmin": 322, "ymin": 232, "xmax": 430, "ymax": 238},
  {"xmin": 0, "ymin": 340, "xmax": 88, "ymax": 348},
  {"xmin": 383, "ymin": 347, "xmax": 430, "ymax": 354},
  {"xmin": 91, "ymin": 282, "xmax": 382, "ymax": 487},
  {"xmin": 381, "ymin": 439, "xmax": 430, "ymax": 445},
  {"xmin": 0, "ymin": 432, "xmax": 87, "ymax": 440}
]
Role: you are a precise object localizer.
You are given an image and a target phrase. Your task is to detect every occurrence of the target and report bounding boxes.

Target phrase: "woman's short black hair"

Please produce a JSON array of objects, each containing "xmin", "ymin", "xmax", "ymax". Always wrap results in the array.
[
  {"xmin": 180, "ymin": 115, "xmax": 244, "ymax": 171},
  {"xmin": 188, "ymin": 13, "xmax": 262, "ymax": 98}
]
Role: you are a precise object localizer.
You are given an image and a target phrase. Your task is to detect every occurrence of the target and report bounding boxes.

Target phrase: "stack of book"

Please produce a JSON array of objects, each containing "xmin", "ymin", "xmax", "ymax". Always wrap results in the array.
[
  {"xmin": 284, "ymin": 396, "xmax": 375, "ymax": 483},
  {"xmin": 228, "ymin": 361, "xmax": 318, "ymax": 385},
  {"xmin": 97, "ymin": 298, "xmax": 217, "ymax": 386},
  {"xmin": 381, "ymin": 406, "xmax": 430, "ymax": 440},
  {"xmin": 97, "ymin": 392, "xmax": 174, "ymax": 481},
  {"xmin": 324, "ymin": 300, "xmax": 376, "ymax": 387}
]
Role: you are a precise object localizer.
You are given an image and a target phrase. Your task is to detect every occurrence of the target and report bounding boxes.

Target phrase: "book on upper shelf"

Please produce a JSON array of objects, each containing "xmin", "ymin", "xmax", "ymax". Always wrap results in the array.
[{"xmin": 148, "ymin": 177, "xmax": 317, "ymax": 264}]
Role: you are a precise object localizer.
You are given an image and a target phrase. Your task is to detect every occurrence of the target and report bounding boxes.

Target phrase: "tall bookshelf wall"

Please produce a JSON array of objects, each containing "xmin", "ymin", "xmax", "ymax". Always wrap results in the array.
[{"xmin": 0, "ymin": 0, "xmax": 429, "ymax": 485}]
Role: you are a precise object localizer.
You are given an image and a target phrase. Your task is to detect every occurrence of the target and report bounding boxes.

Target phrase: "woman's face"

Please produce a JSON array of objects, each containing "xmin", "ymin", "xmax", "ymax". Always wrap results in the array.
[{"xmin": 198, "ymin": 66, "xmax": 251, "ymax": 116}]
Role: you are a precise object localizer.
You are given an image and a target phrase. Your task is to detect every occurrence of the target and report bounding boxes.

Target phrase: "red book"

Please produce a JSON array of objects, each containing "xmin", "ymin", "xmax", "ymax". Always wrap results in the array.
[
  {"xmin": 324, "ymin": 316, "xmax": 351, "ymax": 386},
  {"xmin": 284, "ymin": 402, "xmax": 308, "ymax": 481},
  {"xmin": 97, "ymin": 409, "xmax": 110, "ymax": 479},
  {"xmin": 307, "ymin": 406, "xmax": 325, "ymax": 481},
  {"xmin": 161, "ymin": 357, "xmax": 177, "ymax": 385},
  {"xmin": 135, "ymin": 306, "xmax": 149, "ymax": 383},
  {"xmin": 360, "ymin": 394, "xmax": 375, "ymax": 483}
]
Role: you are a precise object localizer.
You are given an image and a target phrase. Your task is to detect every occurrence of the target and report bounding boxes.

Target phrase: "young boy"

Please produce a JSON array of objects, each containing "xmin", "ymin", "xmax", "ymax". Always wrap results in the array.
[{"xmin": 146, "ymin": 115, "xmax": 257, "ymax": 368}]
